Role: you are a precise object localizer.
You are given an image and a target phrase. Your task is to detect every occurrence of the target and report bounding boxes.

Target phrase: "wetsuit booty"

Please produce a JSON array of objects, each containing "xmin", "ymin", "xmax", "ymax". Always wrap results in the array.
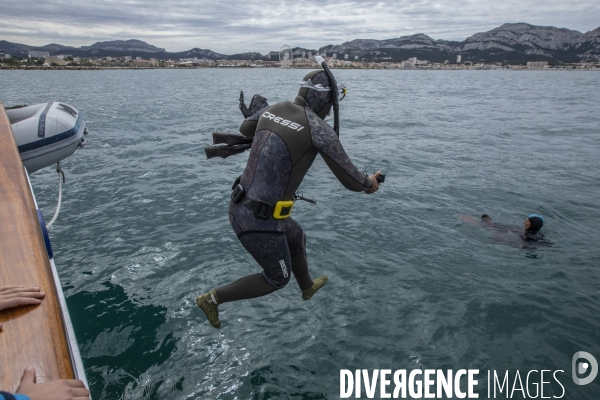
[
  {"xmin": 196, "ymin": 289, "xmax": 221, "ymax": 328},
  {"xmin": 302, "ymin": 276, "xmax": 328, "ymax": 300}
]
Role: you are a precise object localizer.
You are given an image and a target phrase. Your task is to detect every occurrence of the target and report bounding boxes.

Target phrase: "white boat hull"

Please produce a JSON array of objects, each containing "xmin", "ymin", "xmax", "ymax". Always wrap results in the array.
[{"xmin": 6, "ymin": 102, "xmax": 88, "ymax": 174}]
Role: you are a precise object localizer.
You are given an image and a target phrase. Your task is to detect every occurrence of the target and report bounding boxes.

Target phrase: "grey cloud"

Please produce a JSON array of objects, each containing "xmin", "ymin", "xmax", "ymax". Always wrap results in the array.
[{"xmin": 0, "ymin": 0, "xmax": 598, "ymax": 54}]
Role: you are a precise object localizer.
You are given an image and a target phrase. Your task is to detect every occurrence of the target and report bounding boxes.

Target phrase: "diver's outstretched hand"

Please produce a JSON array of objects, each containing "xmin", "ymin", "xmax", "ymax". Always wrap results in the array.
[{"xmin": 365, "ymin": 171, "xmax": 381, "ymax": 194}]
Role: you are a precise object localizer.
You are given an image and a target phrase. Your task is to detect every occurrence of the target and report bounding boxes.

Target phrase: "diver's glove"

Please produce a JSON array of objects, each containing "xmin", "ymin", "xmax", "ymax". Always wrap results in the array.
[{"xmin": 239, "ymin": 91, "xmax": 269, "ymax": 118}]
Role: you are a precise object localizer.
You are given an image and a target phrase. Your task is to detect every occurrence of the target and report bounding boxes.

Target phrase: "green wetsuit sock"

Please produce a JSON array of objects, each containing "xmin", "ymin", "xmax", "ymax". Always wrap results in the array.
[
  {"xmin": 302, "ymin": 276, "xmax": 328, "ymax": 300},
  {"xmin": 197, "ymin": 275, "xmax": 277, "ymax": 329},
  {"xmin": 196, "ymin": 289, "xmax": 222, "ymax": 329},
  {"xmin": 291, "ymin": 250, "xmax": 328, "ymax": 300}
]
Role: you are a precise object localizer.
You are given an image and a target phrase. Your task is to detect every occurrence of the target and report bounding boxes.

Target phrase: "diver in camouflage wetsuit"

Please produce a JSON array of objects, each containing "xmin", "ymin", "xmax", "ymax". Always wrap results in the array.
[{"xmin": 196, "ymin": 67, "xmax": 381, "ymax": 328}]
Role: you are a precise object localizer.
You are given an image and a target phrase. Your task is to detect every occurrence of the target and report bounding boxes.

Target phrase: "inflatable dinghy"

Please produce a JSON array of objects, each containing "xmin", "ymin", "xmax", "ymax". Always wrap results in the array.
[{"xmin": 6, "ymin": 102, "xmax": 89, "ymax": 174}]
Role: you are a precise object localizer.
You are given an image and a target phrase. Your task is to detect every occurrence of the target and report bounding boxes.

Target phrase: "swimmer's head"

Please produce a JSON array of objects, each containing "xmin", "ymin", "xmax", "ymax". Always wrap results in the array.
[
  {"xmin": 297, "ymin": 70, "xmax": 334, "ymax": 120},
  {"xmin": 481, "ymin": 214, "xmax": 492, "ymax": 222},
  {"xmin": 525, "ymin": 214, "xmax": 544, "ymax": 232}
]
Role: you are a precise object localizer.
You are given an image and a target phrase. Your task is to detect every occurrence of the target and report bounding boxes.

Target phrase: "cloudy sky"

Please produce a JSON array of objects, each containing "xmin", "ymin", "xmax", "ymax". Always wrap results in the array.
[{"xmin": 1, "ymin": 0, "xmax": 598, "ymax": 54}]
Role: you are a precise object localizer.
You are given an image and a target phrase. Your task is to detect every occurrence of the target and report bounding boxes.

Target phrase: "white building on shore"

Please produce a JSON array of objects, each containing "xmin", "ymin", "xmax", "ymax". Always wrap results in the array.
[
  {"xmin": 28, "ymin": 51, "xmax": 50, "ymax": 59},
  {"xmin": 527, "ymin": 61, "xmax": 548, "ymax": 69}
]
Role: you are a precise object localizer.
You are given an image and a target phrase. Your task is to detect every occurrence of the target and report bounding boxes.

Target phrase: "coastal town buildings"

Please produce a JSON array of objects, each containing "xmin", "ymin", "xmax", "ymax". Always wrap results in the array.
[
  {"xmin": 1, "ymin": 53, "xmax": 598, "ymax": 71},
  {"xmin": 527, "ymin": 61, "xmax": 549, "ymax": 69}
]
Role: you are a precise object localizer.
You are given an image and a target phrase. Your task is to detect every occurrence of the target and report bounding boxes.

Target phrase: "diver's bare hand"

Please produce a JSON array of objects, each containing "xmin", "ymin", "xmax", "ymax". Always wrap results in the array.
[
  {"xmin": 0, "ymin": 285, "xmax": 45, "ymax": 330},
  {"xmin": 365, "ymin": 171, "xmax": 381, "ymax": 194},
  {"xmin": 16, "ymin": 367, "xmax": 90, "ymax": 400}
]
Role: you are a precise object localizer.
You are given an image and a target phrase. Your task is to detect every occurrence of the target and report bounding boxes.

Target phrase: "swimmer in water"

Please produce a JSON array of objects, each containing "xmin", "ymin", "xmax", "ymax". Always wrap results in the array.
[
  {"xmin": 521, "ymin": 214, "xmax": 545, "ymax": 241},
  {"xmin": 460, "ymin": 213, "xmax": 546, "ymax": 244}
]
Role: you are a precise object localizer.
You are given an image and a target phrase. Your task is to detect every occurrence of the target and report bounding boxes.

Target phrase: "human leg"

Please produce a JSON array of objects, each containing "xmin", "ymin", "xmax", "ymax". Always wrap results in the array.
[
  {"xmin": 196, "ymin": 231, "xmax": 291, "ymax": 328},
  {"xmin": 283, "ymin": 218, "xmax": 328, "ymax": 300}
]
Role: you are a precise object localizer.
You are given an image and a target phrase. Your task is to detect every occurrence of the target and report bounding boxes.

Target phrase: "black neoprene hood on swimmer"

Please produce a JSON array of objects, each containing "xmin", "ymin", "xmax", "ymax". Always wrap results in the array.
[
  {"xmin": 527, "ymin": 216, "xmax": 544, "ymax": 232},
  {"xmin": 296, "ymin": 70, "xmax": 333, "ymax": 120}
]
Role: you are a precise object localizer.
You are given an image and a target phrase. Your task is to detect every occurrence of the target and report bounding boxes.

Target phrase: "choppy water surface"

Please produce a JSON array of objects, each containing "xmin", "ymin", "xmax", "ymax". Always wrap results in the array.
[{"xmin": 1, "ymin": 69, "xmax": 599, "ymax": 399}]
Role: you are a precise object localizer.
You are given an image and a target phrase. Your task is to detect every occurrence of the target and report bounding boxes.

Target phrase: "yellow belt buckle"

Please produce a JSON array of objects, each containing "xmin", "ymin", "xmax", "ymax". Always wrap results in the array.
[{"xmin": 273, "ymin": 200, "xmax": 294, "ymax": 219}]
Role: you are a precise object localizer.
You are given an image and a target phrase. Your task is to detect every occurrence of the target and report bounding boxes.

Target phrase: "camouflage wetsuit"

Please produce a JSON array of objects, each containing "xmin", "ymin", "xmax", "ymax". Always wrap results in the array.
[{"xmin": 197, "ymin": 70, "xmax": 374, "ymax": 326}]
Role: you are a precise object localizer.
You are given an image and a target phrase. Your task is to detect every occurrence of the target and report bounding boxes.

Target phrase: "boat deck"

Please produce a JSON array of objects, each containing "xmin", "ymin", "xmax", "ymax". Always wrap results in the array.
[{"xmin": 0, "ymin": 102, "xmax": 75, "ymax": 391}]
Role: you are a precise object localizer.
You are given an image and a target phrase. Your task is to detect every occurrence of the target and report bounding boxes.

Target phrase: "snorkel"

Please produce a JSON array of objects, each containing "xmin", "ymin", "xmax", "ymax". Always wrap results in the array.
[{"xmin": 314, "ymin": 56, "xmax": 341, "ymax": 136}]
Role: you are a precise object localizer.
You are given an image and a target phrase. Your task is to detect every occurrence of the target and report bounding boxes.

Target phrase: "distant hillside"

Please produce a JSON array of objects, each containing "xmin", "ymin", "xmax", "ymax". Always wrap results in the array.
[
  {"xmin": 460, "ymin": 23, "xmax": 600, "ymax": 63},
  {"xmin": 81, "ymin": 39, "xmax": 165, "ymax": 53},
  {"xmin": 319, "ymin": 23, "xmax": 600, "ymax": 63},
  {"xmin": 1, "ymin": 23, "xmax": 599, "ymax": 63}
]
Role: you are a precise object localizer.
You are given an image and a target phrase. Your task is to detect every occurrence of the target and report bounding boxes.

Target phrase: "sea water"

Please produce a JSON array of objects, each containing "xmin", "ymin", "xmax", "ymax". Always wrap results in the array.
[{"xmin": 1, "ymin": 68, "xmax": 599, "ymax": 399}]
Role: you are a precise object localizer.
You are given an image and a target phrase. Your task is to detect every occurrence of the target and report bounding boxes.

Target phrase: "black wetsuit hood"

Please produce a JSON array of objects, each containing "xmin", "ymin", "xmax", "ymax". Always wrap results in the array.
[
  {"xmin": 527, "ymin": 216, "xmax": 544, "ymax": 233},
  {"xmin": 295, "ymin": 70, "xmax": 333, "ymax": 120}
]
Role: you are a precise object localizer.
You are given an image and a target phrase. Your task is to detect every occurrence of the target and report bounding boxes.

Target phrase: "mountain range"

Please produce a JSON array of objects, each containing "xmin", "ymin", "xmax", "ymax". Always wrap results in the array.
[{"xmin": 1, "ymin": 23, "xmax": 599, "ymax": 64}]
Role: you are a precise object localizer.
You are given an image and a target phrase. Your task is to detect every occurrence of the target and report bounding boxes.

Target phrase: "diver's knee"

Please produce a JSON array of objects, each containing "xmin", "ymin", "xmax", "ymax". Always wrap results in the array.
[
  {"xmin": 277, "ymin": 277, "xmax": 290, "ymax": 289},
  {"xmin": 261, "ymin": 271, "xmax": 290, "ymax": 289}
]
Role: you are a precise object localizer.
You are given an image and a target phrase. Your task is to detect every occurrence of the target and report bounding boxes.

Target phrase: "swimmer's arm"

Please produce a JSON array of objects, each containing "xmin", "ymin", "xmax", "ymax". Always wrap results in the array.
[
  {"xmin": 460, "ymin": 215, "xmax": 501, "ymax": 232},
  {"xmin": 319, "ymin": 150, "xmax": 371, "ymax": 192},
  {"xmin": 459, "ymin": 215, "xmax": 481, "ymax": 226},
  {"xmin": 310, "ymin": 118, "xmax": 371, "ymax": 192}
]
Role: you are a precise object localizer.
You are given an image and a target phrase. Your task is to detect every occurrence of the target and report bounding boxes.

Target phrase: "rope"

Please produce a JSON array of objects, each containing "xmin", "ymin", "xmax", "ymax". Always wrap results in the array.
[{"xmin": 46, "ymin": 162, "xmax": 65, "ymax": 229}]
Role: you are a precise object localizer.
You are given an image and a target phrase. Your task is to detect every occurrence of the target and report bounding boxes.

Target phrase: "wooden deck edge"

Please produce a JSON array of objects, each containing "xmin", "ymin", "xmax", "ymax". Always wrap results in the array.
[{"xmin": 0, "ymin": 101, "xmax": 75, "ymax": 391}]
